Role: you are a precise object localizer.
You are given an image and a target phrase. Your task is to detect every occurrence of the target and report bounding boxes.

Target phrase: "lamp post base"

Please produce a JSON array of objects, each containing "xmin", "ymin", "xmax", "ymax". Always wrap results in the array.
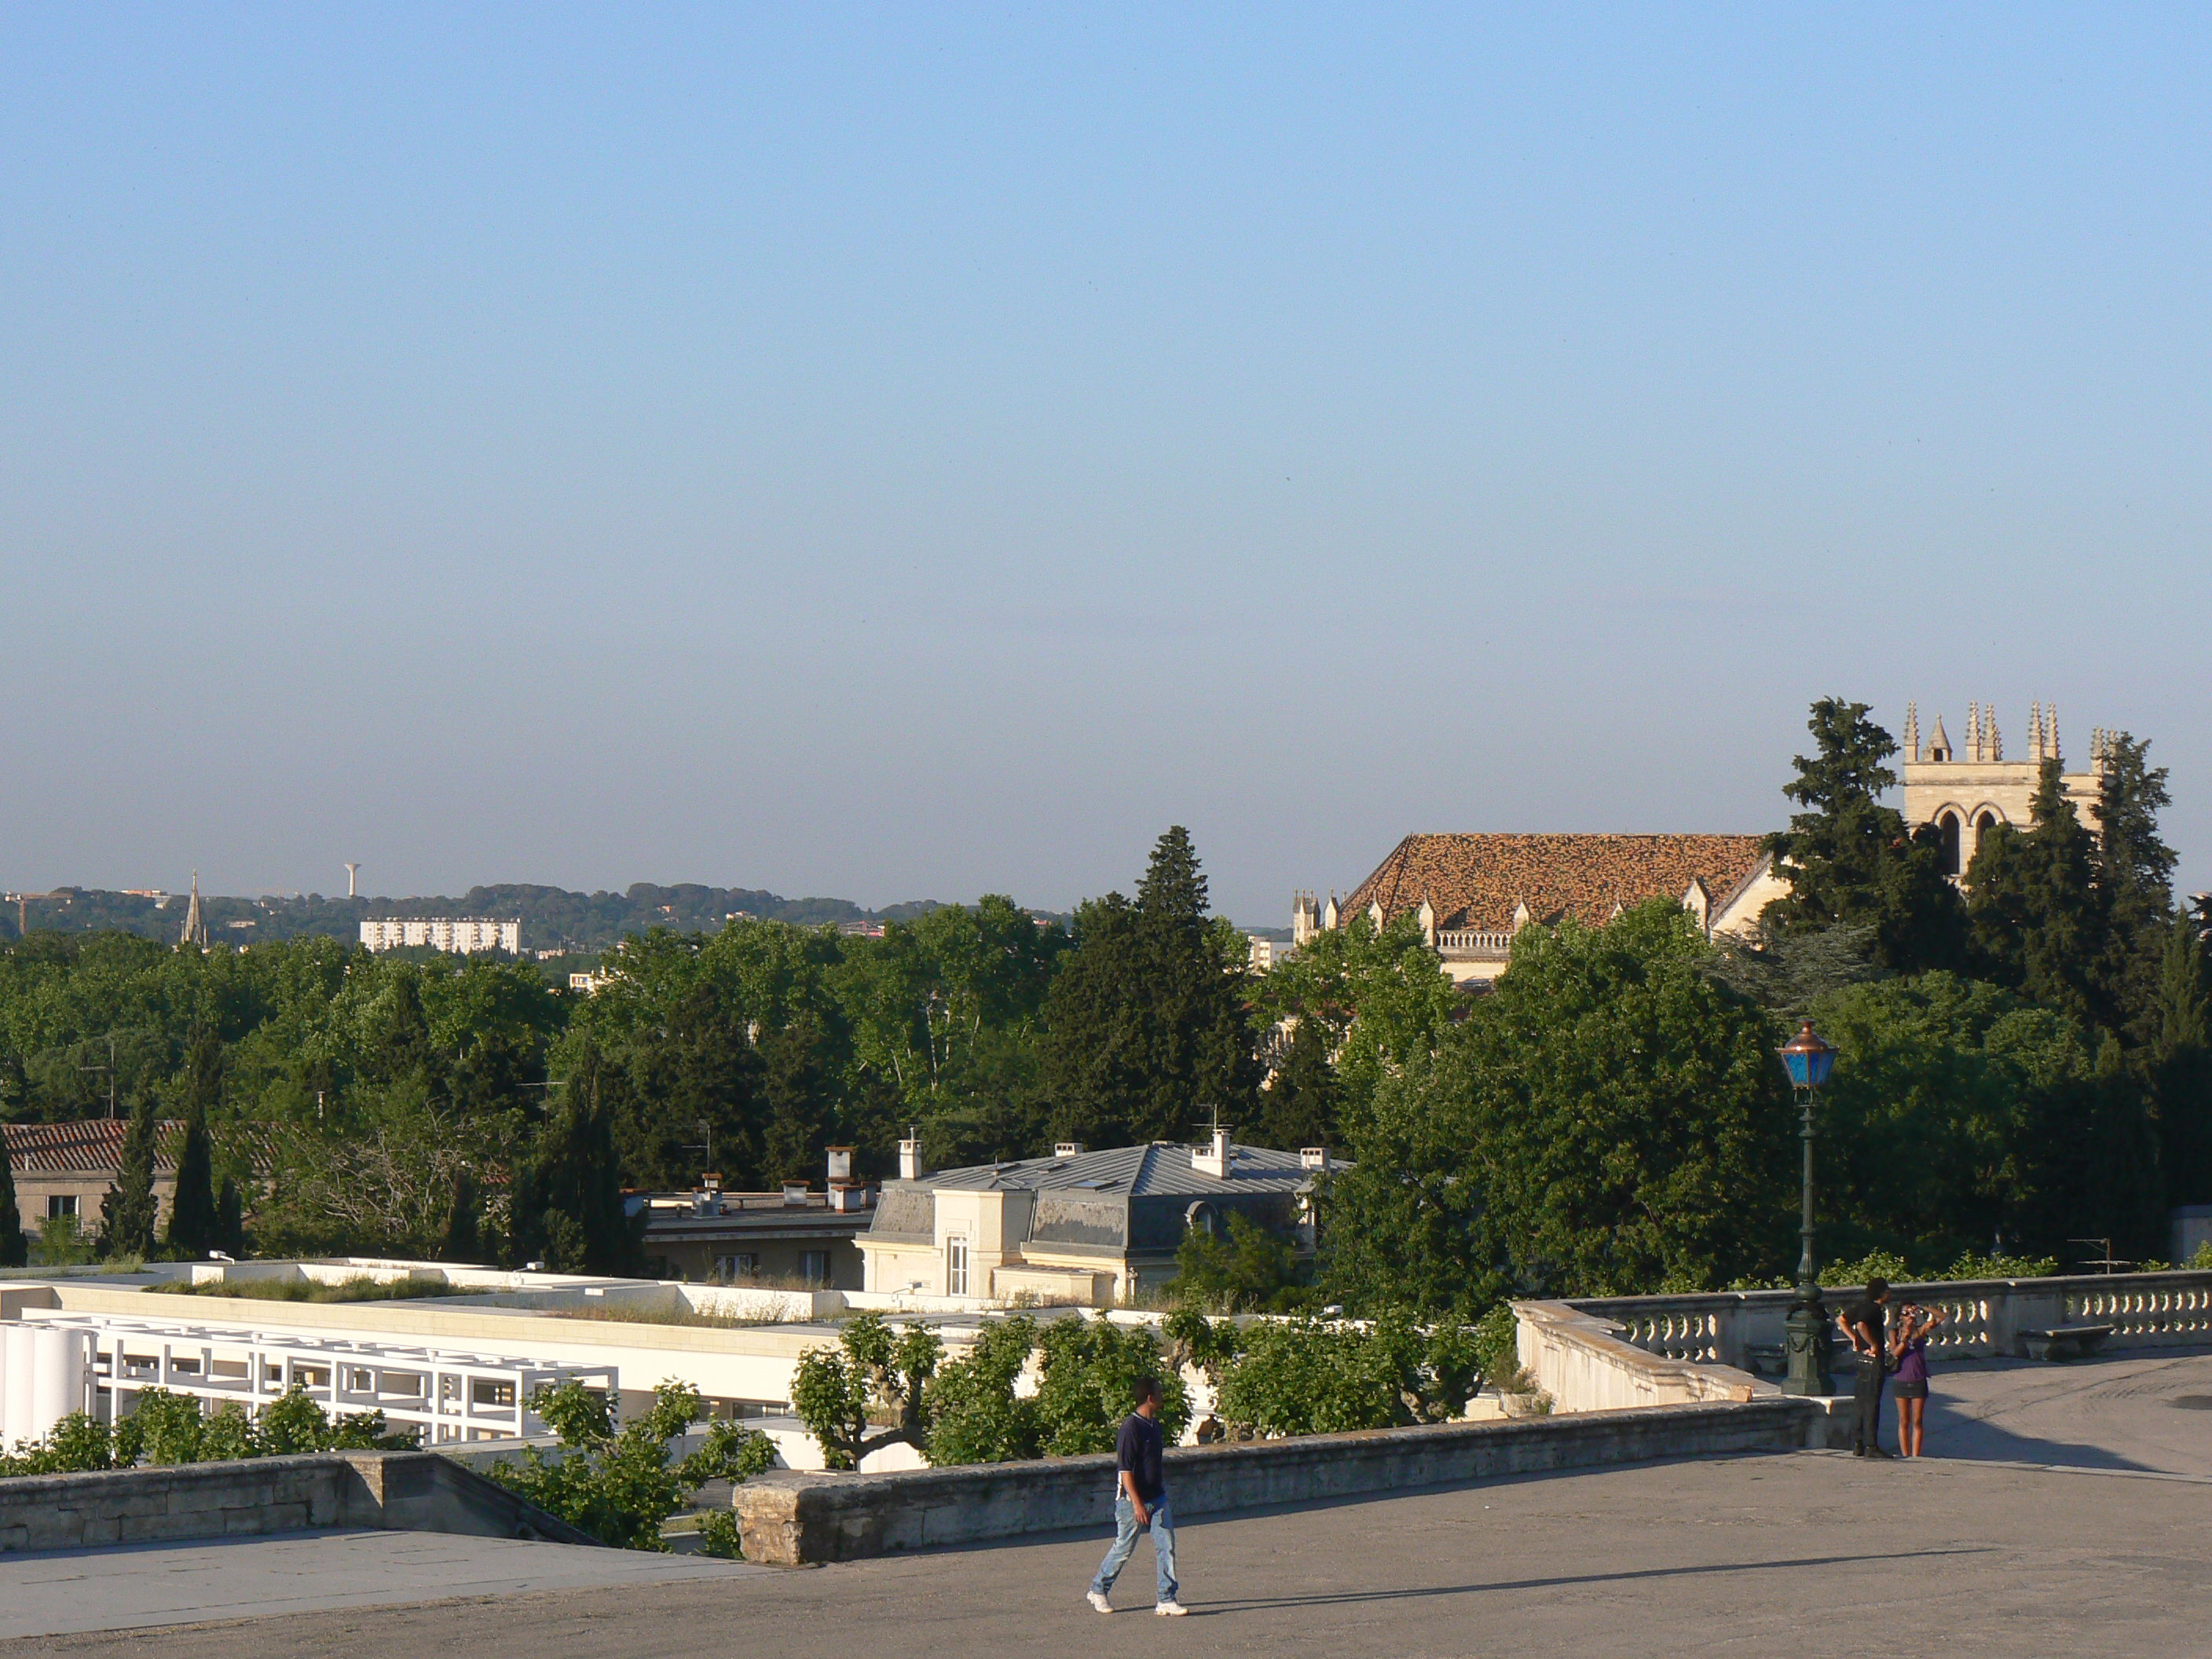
[{"xmin": 1782, "ymin": 1291, "xmax": 1833, "ymax": 1397}]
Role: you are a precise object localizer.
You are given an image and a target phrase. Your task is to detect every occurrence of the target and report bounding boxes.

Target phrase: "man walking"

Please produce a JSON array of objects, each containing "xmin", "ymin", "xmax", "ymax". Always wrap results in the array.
[
  {"xmin": 1087, "ymin": 1376, "xmax": 1185, "ymax": 1616},
  {"xmin": 1837, "ymin": 1276, "xmax": 1894, "ymax": 1458}
]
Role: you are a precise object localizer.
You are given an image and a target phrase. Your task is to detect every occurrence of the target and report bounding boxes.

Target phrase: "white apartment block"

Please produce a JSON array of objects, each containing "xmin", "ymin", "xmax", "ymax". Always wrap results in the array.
[{"xmin": 360, "ymin": 917, "xmax": 522, "ymax": 955}]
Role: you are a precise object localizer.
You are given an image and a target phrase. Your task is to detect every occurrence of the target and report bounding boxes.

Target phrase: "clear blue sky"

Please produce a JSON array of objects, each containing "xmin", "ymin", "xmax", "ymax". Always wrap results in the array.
[{"xmin": 3, "ymin": 5, "xmax": 2207, "ymax": 925}]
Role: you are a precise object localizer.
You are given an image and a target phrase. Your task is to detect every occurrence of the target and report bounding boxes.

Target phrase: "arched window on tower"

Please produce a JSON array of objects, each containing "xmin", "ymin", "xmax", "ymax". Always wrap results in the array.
[{"xmin": 1938, "ymin": 811, "xmax": 1962, "ymax": 876}]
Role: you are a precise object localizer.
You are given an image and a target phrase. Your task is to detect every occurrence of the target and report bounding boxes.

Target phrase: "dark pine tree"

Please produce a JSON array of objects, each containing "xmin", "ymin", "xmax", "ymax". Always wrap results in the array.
[
  {"xmin": 100, "ymin": 1091, "xmax": 163, "ymax": 1260},
  {"xmin": 0, "ymin": 1129, "xmax": 25, "ymax": 1268},
  {"xmin": 512, "ymin": 1044, "xmax": 643, "ymax": 1275},
  {"xmin": 2154, "ymin": 907, "xmax": 2212, "ymax": 1210},
  {"xmin": 1251, "ymin": 1017, "xmax": 1339, "ymax": 1152},
  {"xmin": 215, "ymin": 1175, "xmax": 245, "ymax": 1257},
  {"xmin": 439, "ymin": 1167, "xmax": 482, "ymax": 1265},
  {"xmin": 164, "ymin": 1028, "xmax": 222, "ymax": 1258},
  {"xmin": 758, "ymin": 1016, "xmax": 834, "ymax": 1185},
  {"xmin": 1762, "ymin": 698, "xmax": 1966, "ymax": 973},
  {"xmin": 2093, "ymin": 732, "xmax": 2177, "ymax": 1046},
  {"xmin": 1041, "ymin": 826, "xmax": 1260, "ymax": 1147},
  {"xmin": 2082, "ymin": 1033, "xmax": 2163, "ymax": 1264},
  {"xmin": 1967, "ymin": 758, "xmax": 2113, "ymax": 1032}
]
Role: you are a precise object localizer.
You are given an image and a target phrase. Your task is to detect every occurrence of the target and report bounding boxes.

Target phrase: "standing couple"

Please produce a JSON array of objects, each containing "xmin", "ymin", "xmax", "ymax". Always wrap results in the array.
[{"xmin": 1839, "ymin": 1277, "xmax": 1946, "ymax": 1458}]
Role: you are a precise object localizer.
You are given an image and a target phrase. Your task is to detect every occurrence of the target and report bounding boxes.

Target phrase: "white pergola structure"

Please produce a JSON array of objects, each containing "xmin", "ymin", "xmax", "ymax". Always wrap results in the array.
[{"xmin": 22, "ymin": 1313, "xmax": 615, "ymax": 1444}]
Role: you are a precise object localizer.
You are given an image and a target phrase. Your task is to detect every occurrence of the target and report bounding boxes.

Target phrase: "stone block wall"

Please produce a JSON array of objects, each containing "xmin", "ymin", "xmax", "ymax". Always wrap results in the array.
[{"xmin": 733, "ymin": 1398, "xmax": 1816, "ymax": 1565}]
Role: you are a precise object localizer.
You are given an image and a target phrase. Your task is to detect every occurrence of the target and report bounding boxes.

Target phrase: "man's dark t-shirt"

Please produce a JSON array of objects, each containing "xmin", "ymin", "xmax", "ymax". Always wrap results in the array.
[
  {"xmin": 1116, "ymin": 1412, "xmax": 1166, "ymax": 1504},
  {"xmin": 1845, "ymin": 1298, "xmax": 1888, "ymax": 1366}
]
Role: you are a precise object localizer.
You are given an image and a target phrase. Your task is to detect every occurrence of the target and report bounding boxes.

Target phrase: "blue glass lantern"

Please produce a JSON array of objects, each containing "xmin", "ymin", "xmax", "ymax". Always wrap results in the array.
[{"xmin": 1779, "ymin": 1020, "xmax": 1836, "ymax": 1090}]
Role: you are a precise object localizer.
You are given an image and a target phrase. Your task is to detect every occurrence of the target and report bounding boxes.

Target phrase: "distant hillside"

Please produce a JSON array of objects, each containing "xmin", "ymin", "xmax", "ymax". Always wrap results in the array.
[{"xmin": 2, "ymin": 884, "xmax": 954, "ymax": 952}]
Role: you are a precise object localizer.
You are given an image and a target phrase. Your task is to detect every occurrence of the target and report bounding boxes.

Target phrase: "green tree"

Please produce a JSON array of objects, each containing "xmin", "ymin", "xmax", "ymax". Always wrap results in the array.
[
  {"xmin": 789, "ymin": 1314, "xmax": 942, "ymax": 1469},
  {"xmin": 1250, "ymin": 1018, "xmax": 1337, "ymax": 1151},
  {"xmin": 921, "ymin": 1316, "xmax": 1043, "ymax": 1466},
  {"xmin": 512, "ymin": 1045, "xmax": 644, "ymax": 1274},
  {"xmin": 1762, "ymin": 698, "xmax": 1967, "ymax": 974},
  {"xmin": 100, "ymin": 1092, "xmax": 163, "ymax": 1260},
  {"xmin": 0, "ymin": 1126, "xmax": 24, "ymax": 1268},
  {"xmin": 2094, "ymin": 733, "xmax": 2177, "ymax": 1044},
  {"xmin": 1033, "ymin": 1314, "xmax": 1188, "ymax": 1454},
  {"xmin": 1041, "ymin": 828, "xmax": 1259, "ymax": 1147},
  {"xmin": 1807, "ymin": 972, "xmax": 2100, "ymax": 1264},
  {"xmin": 1968, "ymin": 758, "xmax": 2113, "ymax": 1031},
  {"xmin": 2155, "ymin": 908, "xmax": 2212, "ymax": 1207},
  {"xmin": 1212, "ymin": 1310, "xmax": 1477, "ymax": 1437},
  {"xmin": 164, "ymin": 1028, "xmax": 222, "ymax": 1258},
  {"xmin": 440, "ymin": 1167, "xmax": 482, "ymax": 1264},
  {"xmin": 215, "ymin": 1177, "xmax": 244, "ymax": 1256},
  {"xmin": 1331, "ymin": 902, "xmax": 1793, "ymax": 1306},
  {"xmin": 1254, "ymin": 909, "xmax": 1459, "ymax": 1141},
  {"xmin": 488, "ymin": 1380, "xmax": 775, "ymax": 1551},
  {"xmin": 1170, "ymin": 1210, "xmax": 1308, "ymax": 1312}
]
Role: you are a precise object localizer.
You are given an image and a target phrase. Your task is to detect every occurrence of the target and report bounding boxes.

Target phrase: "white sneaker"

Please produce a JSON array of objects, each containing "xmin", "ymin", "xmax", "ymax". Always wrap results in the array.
[
  {"xmin": 1086, "ymin": 1591, "xmax": 1113, "ymax": 1614},
  {"xmin": 1155, "ymin": 1601, "xmax": 1188, "ymax": 1617}
]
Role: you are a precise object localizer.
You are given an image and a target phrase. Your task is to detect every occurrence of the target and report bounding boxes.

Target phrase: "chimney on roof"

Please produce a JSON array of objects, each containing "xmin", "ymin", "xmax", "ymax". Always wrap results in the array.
[
  {"xmin": 1054, "ymin": 1142, "xmax": 1084, "ymax": 1158},
  {"xmin": 1192, "ymin": 1122, "xmax": 1232, "ymax": 1179},
  {"xmin": 898, "ymin": 1129, "xmax": 924, "ymax": 1182},
  {"xmin": 826, "ymin": 1145, "xmax": 854, "ymax": 1185}
]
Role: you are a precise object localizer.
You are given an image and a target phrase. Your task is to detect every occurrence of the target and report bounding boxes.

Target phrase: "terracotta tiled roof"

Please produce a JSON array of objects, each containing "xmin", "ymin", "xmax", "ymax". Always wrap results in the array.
[
  {"xmin": 2, "ymin": 1118, "xmax": 183, "ymax": 1177},
  {"xmin": 1341, "ymin": 833, "xmax": 1771, "ymax": 934}
]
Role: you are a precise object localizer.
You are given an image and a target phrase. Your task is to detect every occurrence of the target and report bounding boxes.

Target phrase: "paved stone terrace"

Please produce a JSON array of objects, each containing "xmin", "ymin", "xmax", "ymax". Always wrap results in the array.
[{"xmin": 9, "ymin": 1447, "xmax": 2212, "ymax": 1658}]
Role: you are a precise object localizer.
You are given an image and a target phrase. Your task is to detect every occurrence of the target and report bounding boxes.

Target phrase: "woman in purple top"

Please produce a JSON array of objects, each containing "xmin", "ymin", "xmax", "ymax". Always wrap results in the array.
[{"xmin": 1889, "ymin": 1303, "xmax": 1947, "ymax": 1457}]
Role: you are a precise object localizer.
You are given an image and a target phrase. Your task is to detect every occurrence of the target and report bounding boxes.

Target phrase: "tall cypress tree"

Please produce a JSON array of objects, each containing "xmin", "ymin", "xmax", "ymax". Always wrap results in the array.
[
  {"xmin": 2095, "ymin": 732, "xmax": 2177, "ymax": 1045},
  {"xmin": 100, "ymin": 1092, "xmax": 163, "ymax": 1260},
  {"xmin": 1041, "ymin": 827, "xmax": 1259, "ymax": 1146},
  {"xmin": 1967, "ymin": 758, "xmax": 2113, "ymax": 1032},
  {"xmin": 1762, "ymin": 698, "xmax": 1966, "ymax": 973},
  {"xmin": 165, "ymin": 1028, "xmax": 222, "ymax": 1257},
  {"xmin": 513, "ymin": 1044, "xmax": 643, "ymax": 1275},
  {"xmin": 2155, "ymin": 908, "xmax": 2212, "ymax": 1209},
  {"xmin": 439, "ymin": 1167, "xmax": 482, "ymax": 1265},
  {"xmin": 0, "ymin": 1129, "xmax": 26, "ymax": 1268}
]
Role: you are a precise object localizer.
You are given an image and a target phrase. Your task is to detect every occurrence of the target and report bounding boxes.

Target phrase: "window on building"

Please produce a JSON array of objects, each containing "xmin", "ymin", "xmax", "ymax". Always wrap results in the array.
[
  {"xmin": 947, "ymin": 1235, "xmax": 969, "ymax": 1295},
  {"xmin": 800, "ymin": 1251, "xmax": 830, "ymax": 1286},
  {"xmin": 45, "ymin": 1195, "xmax": 77, "ymax": 1221},
  {"xmin": 1938, "ymin": 811, "xmax": 1962, "ymax": 876},
  {"xmin": 716, "ymin": 1253, "xmax": 761, "ymax": 1283}
]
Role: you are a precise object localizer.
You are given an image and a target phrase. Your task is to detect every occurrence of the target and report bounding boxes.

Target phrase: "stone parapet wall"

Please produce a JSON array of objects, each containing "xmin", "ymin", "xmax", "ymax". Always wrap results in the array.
[
  {"xmin": 1514, "ymin": 1299, "xmax": 1771, "ymax": 1413},
  {"xmin": 1558, "ymin": 1270, "xmax": 2212, "ymax": 1374},
  {"xmin": 0, "ymin": 1450, "xmax": 596, "ymax": 1554},
  {"xmin": 732, "ymin": 1399, "xmax": 1817, "ymax": 1565}
]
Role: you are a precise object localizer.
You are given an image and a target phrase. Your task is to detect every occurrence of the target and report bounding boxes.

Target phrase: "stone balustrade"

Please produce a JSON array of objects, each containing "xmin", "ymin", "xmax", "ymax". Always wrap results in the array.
[
  {"xmin": 1518, "ymin": 1269, "xmax": 2212, "ymax": 1413},
  {"xmin": 1434, "ymin": 930, "xmax": 1515, "ymax": 954}
]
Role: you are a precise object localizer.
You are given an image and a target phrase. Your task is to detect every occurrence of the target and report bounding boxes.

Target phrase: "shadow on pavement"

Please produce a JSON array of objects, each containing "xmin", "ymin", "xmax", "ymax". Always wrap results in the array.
[
  {"xmin": 1188, "ymin": 1547, "xmax": 1995, "ymax": 1613},
  {"xmin": 1919, "ymin": 1393, "xmax": 2158, "ymax": 1473}
]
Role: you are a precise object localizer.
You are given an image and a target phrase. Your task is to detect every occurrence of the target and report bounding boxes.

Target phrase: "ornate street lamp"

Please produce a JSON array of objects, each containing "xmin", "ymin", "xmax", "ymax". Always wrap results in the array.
[{"xmin": 1778, "ymin": 1020, "xmax": 1837, "ymax": 1397}]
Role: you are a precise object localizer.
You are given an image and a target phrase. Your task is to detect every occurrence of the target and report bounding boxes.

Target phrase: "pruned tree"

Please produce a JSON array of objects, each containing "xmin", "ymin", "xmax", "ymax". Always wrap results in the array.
[{"xmin": 789, "ymin": 1313, "xmax": 943, "ymax": 1469}]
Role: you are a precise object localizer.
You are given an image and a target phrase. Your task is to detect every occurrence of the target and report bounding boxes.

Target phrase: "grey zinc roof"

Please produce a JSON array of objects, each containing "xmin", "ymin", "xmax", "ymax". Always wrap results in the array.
[{"xmin": 895, "ymin": 1141, "xmax": 1342, "ymax": 1199}]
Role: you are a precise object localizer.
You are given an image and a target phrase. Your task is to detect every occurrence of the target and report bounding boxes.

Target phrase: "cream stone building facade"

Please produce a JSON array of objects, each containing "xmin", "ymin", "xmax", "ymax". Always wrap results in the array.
[{"xmin": 1900, "ymin": 701, "xmax": 2110, "ymax": 879}]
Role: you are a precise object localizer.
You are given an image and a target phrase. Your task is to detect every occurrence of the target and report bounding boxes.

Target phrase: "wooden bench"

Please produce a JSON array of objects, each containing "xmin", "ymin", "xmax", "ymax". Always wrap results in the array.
[{"xmin": 2020, "ymin": 1323, "xmax": 2114, "ymax": 1361}]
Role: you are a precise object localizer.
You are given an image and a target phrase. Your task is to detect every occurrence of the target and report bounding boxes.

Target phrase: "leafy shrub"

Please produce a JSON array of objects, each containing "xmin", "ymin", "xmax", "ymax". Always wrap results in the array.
[
  {"xmin": 0, "ymin": 1386, "xmax": 403, "ymax": 1478},
  {"xmin": 1035, "ymin": 1315, "xmax": 1188, "ymax": 1454},
  {"xmin": 488, "ymin": 1379, "xmax": 775, "ymax": 1551},
  {"xmin": 922, "ymin": 1317, "xmax": 1042, "ymax": 1466},
  {"xmin": 1213, "ymin": 1310, "xmax": 1476, "ymax": 1437}
]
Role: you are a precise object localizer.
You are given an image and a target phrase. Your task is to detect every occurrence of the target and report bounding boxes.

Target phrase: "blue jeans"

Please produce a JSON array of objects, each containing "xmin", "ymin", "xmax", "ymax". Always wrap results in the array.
[{"xmin": 1090, "ymin": 1491, "xmax": 1177, "ymax": 1604}]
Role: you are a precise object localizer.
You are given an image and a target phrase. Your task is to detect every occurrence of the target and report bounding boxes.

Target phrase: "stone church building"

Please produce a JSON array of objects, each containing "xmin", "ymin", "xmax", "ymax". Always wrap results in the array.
[
  {"xmin": 1291, "ymin": 700, "xmax": 2114, "ymax": 987},
  {"xmin": 1901, "ymin": 701, "xmax": 2110, "ymax": 878}
]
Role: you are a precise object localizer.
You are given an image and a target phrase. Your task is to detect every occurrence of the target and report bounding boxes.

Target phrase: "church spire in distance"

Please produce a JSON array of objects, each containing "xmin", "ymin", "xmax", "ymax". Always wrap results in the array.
[{"xmin": 179, "ymin": 871, "xmax": 208, "ymax": 950}]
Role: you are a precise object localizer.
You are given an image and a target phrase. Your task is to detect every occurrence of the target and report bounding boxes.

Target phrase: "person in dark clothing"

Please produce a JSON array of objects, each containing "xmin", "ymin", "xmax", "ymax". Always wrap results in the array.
[
  {"xmin": 1837, "ymin": 1278, "xmax": 1894, "ymax": 1458},
  {"xmin": 1086, "ymin": 1375, "xmax": 1185, "ymax": 1615}
]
